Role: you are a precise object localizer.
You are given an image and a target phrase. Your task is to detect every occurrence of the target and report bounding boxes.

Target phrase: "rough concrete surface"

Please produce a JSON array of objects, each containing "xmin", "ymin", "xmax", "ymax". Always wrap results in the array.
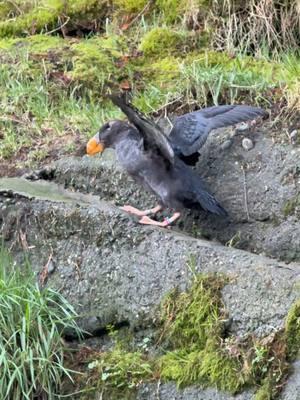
[
  {"xmin": 35, "ymin": 124, "xmax": 300, "ymax": 263},
  {"xmin": 1, "ymin": 121, "xmax": 300, "ymax": 400},
  {"xmin": 1, "ymin": 178, "xmax": 299, "ymax": 338}
]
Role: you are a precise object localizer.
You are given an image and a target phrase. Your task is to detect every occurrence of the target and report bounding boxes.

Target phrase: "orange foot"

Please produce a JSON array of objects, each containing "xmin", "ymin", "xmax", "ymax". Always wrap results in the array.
[
  {"xmin": 120, "ymin": 204, "xmax": 162, "ymax": 217},
  {"xmin": 139, "ymin": 212, "xmax": 181, "ymax": 228}
]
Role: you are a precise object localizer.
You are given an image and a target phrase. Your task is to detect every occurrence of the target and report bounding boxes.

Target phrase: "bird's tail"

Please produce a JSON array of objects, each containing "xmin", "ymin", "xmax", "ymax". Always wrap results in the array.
[
  {"xmin": 194, "ymin": 186, "xmax": 228, "ymax": 216},
  {"xmin": 180, "ymin": 161, "xmax": 227, "ymax": 216}
]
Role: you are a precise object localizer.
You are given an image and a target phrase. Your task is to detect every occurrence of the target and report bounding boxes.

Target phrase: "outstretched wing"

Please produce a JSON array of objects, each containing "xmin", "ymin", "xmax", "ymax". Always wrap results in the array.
[
  {"xmin": 110, "ymin": 94, "xmax": 174, "ymax": 164},
  {"xmin": 169, "ymin": 105, "xmax": 266, "ymax": 156}
]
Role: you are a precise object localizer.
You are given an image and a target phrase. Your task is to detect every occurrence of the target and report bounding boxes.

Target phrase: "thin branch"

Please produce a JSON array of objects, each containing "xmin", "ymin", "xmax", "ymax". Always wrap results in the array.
[
  {"xmin": 45, "ymin": 15, "xmax": 70, "ymax": 36},
  {"xmin": 241, "ymin": 164, "xmax": 250, "ymax": 221}
]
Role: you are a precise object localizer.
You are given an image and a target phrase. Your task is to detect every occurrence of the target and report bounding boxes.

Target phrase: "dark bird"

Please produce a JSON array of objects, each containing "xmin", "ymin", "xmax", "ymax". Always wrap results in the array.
[
  {"xmin": 111, "ymin": 95, "xmax": 266, "ymax": 166},
  {"xmin": 86, "ymin": 96, "xmax": 266, "ymax": 227}
]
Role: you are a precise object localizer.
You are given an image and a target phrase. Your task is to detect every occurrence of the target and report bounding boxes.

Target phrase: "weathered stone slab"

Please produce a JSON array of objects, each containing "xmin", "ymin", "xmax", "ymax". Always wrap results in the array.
[
  {"xmin": 32, "ymin": 124, "xmax": 300, "ymax": 262},
  {"xmin": 1, "ymin": 178, "xmax": 299, "ymax": 339}
]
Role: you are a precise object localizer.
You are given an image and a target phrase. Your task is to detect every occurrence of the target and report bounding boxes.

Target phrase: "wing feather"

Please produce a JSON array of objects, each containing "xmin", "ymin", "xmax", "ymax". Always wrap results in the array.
[
  {"xmin": 110, "ymin": 94, "xmax": 174, "ymax": 164},
  {"xmin": 169, "ymin": 105, "xmax": 266, "ymax": 156}
]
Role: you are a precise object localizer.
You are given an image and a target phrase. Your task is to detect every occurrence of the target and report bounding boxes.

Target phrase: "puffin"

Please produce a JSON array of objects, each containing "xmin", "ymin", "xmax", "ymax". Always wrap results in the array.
[{"xmin": 86, "ymin": 95, "xmax": 266, "ymax": 227}]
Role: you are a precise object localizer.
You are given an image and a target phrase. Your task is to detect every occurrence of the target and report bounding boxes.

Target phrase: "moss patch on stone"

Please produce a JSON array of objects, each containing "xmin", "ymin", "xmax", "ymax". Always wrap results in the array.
[
  {"xmin": 75, "ymin": 272, "xmax": 300, "ymax": 399},
  {"xmin": 285, "ymin": 299, "xmax": 300, "ymax": 359},
  {"xmin": 283, "ymin": 195, "xmax": 300, "ymax": 217},
  {"xmin": 157, "ymin": 273, "xmax": 300, "ymax": 398},
  {"xmin": 254, "ymin": 378, "xmax": 273, "ymax": 400},
  {"xmin": 86, "ymin": 345, "xmax": 154, "ymax": 399},
  {"xmin": 158, "ymin": 275, "xmax": 244, "ymax": 393},
  {"xmin": 159, "ymin": 275, "xmax": 227, "ymax": 350}
]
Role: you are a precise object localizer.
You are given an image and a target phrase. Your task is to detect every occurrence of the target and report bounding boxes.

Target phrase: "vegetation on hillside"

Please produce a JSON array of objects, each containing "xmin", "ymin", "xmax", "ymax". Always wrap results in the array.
[{"xmin": 0, "ymin": 0, "xmax": 299, "ymax": 173}]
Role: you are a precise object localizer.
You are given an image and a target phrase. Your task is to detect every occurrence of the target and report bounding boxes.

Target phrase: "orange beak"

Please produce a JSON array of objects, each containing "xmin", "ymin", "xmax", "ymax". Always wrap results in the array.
[{"xmin": 86, "ymin": 137, "xmax": 105, "ymax": 156}]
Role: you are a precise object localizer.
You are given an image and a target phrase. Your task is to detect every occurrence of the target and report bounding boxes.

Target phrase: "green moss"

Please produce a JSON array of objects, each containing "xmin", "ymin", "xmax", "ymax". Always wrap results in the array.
[
  {"xmin": 0, "ymin": 34, "xmax": 66, "ymax": 53},
  {"xmin": 113, "ymin": 0, "xmax": 149, "ymax": 13},
  {"xmin": 70, "ymin": 37, "xmax": 124, "ymax": 91},
  {"xmin": 89, "ymin": 346, "xmax": 153, "ymax": 394},
  {"xmin": 158, "ymin": 275, "xmax": 244, "ymax": 393},
  {"xmin": 156, "ymin": 0, "xmax": 211, "ymax": 24},
  {"xmin": 0, "ymin": 34, "xmax": 127, "ymax": 95},
  {"xmin": 129, "ymin": 56, "xmax": 181, "ymax": 112},
  {"xmin": 254, "ymin": 378, "xmax": 273, "ymax": 400},
  {"xmin": 159, "ymin": 275, "xmax": 227, "ymax": 349},
  {"xmin": 0, "ymin": 37, "xmax": 19, "ymax": 50},
  {"xmin": 139, "ymin": 27, "xmax": 186, "ymax": 57},
  {"xmin": 198, "ymin": 340, "xmax": 243, "ymax": 392},
  {"xmin": 283, "ymin": 195, "xmax": 300, "ymax": 217},
  {"xmin": 0, "ymin": 0, "xmax": 63, "ymax": 38},
  {"xmin": 84, "ymin": 343, "xmax": 154, "ymax": 399},
  {"xmin": 160, "ymin": 341, "xmax": 242, "ymax": 392},
  {"xmin": 143, "ymin": 56, "xmax": 180, "ymax": 84},
  {"xmin": 26, "ymin": 33, "xmax": 65, "ymax": 51},
  {"xmin": 285, "ymin": 299, "xmax": 300, "ymax": 359},
  {"xmin": 0, "ymin": 0, "xmax": 108, "ymax": 38},
  {"xmin": 68, "ymin": 271, "xmax": 300, "ymax": 399}
]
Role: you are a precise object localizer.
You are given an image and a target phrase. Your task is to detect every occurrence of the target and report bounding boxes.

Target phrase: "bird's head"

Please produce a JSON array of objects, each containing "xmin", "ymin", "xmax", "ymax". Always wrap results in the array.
[{"xmin": 86, "ymin": 120, "xmax": 128, "ymax": 156}]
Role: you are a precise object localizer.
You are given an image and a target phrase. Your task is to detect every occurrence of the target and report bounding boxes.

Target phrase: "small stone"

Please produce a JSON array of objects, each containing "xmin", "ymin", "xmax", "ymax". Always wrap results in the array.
[
  {"xmin": 22, "ymin": 172, "xmax": 39, "ymax": 181},
  {"xmin": 221, "ymin": 139, "xmax": 233, "ymax": 151},
  {"xmin": 236, "ymin": 122, "xmax": 250, "ymax": 132},
  {"xmin": 242, "ymin": 138, "xmax": 254, "ymax": 151},
  {"xmin": 47, "ymin": 259, "xmax": 56, "ymax": 274},
  {"xmin": 290, "ymin": 129, "xmax": 298, "ymax": 144}
]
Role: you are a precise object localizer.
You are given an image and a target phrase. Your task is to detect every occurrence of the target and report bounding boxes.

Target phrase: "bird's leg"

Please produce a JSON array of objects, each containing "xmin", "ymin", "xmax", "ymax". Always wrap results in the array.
[
  {"xmin": 139, "ymin": 212, "xmax": 181, "ymax": 227},
  {"xmin": 120, "ymin": 204, "xmax": 162, "ymax": 217}
]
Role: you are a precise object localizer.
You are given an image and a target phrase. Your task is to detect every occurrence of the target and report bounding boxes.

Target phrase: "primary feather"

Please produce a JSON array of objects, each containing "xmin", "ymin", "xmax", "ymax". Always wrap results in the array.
[
  {"xmin": 169, "ymin": 105, "xmax": 266, "ymax": 157},
  {"xmin": 110, "ymin": 94, "xmax": 175, "ymax": 164}
]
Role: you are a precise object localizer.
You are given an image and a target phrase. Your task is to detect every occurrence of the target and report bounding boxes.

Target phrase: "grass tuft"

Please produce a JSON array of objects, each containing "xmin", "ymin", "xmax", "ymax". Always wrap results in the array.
[{"xmin": 0, "ymin": 245, "xmax": 82, "ymax": 400}]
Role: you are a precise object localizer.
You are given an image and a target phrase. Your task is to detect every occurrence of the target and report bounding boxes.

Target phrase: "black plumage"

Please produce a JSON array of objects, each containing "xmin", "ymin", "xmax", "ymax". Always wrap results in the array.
[
  {"xmin": 90, "ymin": 120, "xmax": 226, "ymax": 217},
  {"xmin": 169, "ymin": 105, "xmax": 267, "ymax": 165},
  {"xmin": 110, "ymin": 95, "xmax": 266, "ymax": 166},
  {"xmin": 87, "ymin": 95, "xmax": 266, "ymax": 227},
  {"xmin": 110, "ymin": 94, "xmax": 174, "ymax": 164}
]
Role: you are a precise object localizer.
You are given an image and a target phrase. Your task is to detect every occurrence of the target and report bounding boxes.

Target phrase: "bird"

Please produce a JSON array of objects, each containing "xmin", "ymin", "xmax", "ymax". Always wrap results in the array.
[{"xmin": 86, "ymin": 95, "xmax": 266, "ymax": 227}]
